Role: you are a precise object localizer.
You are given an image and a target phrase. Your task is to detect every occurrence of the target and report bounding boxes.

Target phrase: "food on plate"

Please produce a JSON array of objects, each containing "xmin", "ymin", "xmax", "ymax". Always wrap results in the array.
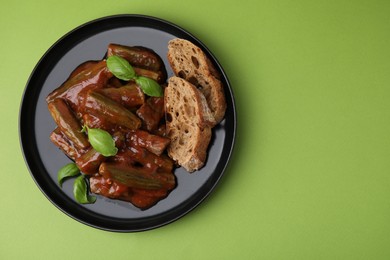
[
  {"xmin": 47, "ymin": 45, "xmax": 175, "ymax": 209},
  {"xmin": 165, "ymin": 76, "xmax": 215, "ymax": 172},
  {"xmin": 46, "ymin": 38, "xmax": 226, "ymax": 209},
  {"xmin": 167, "ymin": 38, "xmax": 226, "ymax": 125}
]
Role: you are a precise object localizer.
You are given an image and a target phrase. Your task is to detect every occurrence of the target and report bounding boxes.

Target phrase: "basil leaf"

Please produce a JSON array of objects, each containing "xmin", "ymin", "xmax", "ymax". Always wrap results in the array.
[
  {"xmin": 107, "ymin": 55, "xmax": 163, "ymax": 97},
  {"xmin": 106, "ymin": 55, "xmax": 136, "ymax": 81},
  {"xmin": 73, "ymin": 175, "xmax": 96, "ymax": 204},
  {"xmin": 135, "ymin": 76, "xmax": 163, "ymax": 97},
  {"xmin": 86, "ymin": 127, "xmax": 118, "ymax": 157},
  {"xmin": 58, "ymin": 163, "xmax": 80, "ymax": 187}
]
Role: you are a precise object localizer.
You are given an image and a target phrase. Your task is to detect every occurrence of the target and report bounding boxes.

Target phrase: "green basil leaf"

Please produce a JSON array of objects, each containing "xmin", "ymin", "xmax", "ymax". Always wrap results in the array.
[
  {"xmin": 86, "ymin": 127, "xmax": 118, "ymax": 157},
  {"xmin": 106, "ymin": 55, "xmax": 136, "ymax": 81},
  {"xmin": 73, "ymin": 175, "xmax": 96, "ymax": 204},
  {"xmin": 58, "ymin": 163, "xmax": 80, "ymax": 187},
  {"xmin": 135, "ymin": 76, "xmax": 163, "ymax": 97}
]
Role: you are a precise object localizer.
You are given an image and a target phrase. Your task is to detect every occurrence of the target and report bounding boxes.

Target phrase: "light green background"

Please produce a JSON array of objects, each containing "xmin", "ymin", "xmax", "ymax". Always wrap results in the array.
[{"xmin": 1, "ymin": 0, "xmax": 389, "ymax": 259}]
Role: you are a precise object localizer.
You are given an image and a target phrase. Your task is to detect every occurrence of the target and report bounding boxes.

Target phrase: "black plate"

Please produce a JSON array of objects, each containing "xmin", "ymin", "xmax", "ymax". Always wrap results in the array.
[{"xmin": 19, "ymin": 14, "xmax": 236, "ymax": 232}]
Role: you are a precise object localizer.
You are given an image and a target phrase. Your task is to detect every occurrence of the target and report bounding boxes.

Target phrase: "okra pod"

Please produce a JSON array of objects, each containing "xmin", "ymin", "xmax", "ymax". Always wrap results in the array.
[
  {"xmin": 99, "ymin": 83, "xmax": 144, "ymax": 109},
  {"xmin": 125, "ymin": 145, "xmax": 174, "ymax": 173},
  {"xmin": 133, "ymin": 67, "xmax": 166, "ymax": 84},
  {"xmin": 48, "ymin": 98, "xmax": 90, "ymax": 149},
  {"xmin": 75, "ymin": 148, "xmax": 106, "ymax": 175},
  {"xmin": 99, "ymin": 162, "xmax": 175, "ymax": 190},
  {"xmin": 84, "ymin": 90, "xmax": 141, "ymax": 130},
  {"xmin": 46, "ymin": 60, "xmax": 112, "ymax": 106},
  {"xmin": 50, "ymin": 128, "xmax": 81, "ymax": 160},
  {"xmin": 69, "ymin": 60, "xmax": 100, "ymax": 78},
  {"xmin": 89, "ymin": 175, "xmax": 131, "ymax": 201},
  {"xmin": 128, "ymin": 129, "xmax": 170, "ymax": 156},
  {"xmin": 107, "ymin": 43, "xmax": 165, "ymax": 72}
]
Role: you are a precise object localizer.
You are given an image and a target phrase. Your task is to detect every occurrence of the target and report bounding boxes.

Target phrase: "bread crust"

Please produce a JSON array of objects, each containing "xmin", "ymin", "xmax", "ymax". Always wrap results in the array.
[
  {"xmin": 167, "ymin": 39, "xmax": 226, "ymax": 125},
  {"xmin": 165, "ymin": 76, "xmax": 214, "ymax": 172}
]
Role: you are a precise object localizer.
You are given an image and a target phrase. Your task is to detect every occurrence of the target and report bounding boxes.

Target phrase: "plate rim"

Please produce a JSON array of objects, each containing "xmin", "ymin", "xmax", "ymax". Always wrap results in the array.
[{"xmin": 19, "ymin": 14, "xmax": 237, "ymax": 232}]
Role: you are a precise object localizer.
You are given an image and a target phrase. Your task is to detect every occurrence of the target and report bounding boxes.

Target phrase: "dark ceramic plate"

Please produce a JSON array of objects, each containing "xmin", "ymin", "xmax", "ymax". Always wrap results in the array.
[{"xmin": 19, "ymin": 14, "xmax": 236, "ymax": 232}]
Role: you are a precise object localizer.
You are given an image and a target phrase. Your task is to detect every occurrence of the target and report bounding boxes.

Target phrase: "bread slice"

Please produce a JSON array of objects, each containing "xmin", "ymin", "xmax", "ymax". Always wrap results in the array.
[
  {"xmin": 165, "ymin": 76, "xmax": 215, "ymax": 172},
  {"xmin": 167, "ymin": 38, "xmax": 226, "ymax": 125}
]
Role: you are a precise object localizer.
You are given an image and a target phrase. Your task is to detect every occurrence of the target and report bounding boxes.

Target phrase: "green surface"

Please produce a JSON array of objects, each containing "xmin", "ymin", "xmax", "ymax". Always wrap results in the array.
[{"xmin": 1, "ymin": 0, "xmax": 390, "ymax": 259}]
